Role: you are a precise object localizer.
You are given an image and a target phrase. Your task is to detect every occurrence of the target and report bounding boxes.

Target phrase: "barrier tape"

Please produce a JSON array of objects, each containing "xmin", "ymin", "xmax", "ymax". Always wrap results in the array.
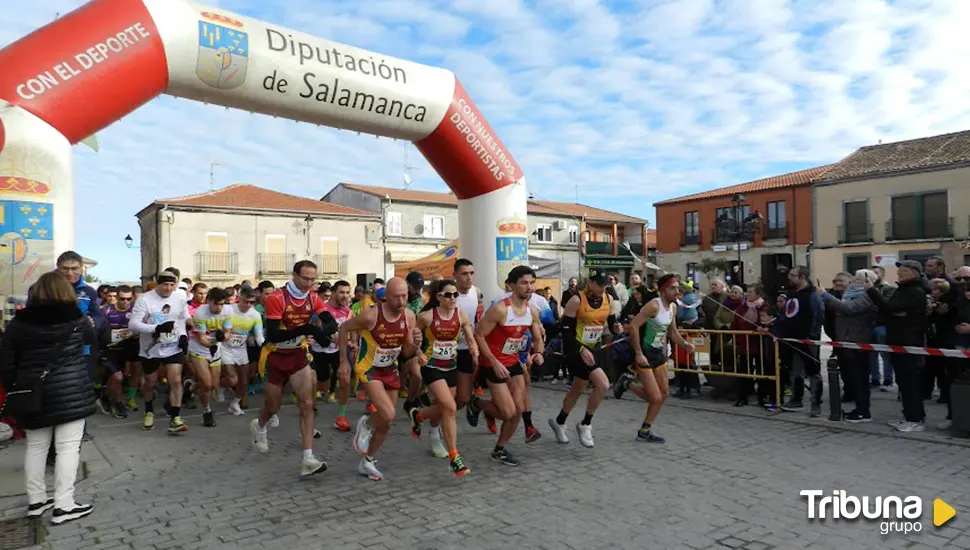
[{"xmin": 779, "ymin": 338, "xmax": 970, "ymax": 360}]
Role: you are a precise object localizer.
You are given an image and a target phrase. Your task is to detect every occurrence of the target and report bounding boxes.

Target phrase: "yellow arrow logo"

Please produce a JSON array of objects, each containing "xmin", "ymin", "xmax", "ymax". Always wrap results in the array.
[{"xmin": 934, "ymin": 499, "xmax": 956, "ymax": 527}]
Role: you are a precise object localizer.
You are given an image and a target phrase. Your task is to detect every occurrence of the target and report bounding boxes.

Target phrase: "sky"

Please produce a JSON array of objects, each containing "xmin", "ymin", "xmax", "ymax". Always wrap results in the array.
[{"xmin": 3, "ymin": 0, "xmax": 970, "ymax": 281}]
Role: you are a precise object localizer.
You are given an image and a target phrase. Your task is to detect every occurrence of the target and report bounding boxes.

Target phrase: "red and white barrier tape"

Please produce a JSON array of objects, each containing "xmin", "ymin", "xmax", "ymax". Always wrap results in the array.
[{"xmin": 779, "ymin": 338, "xmax": 970, "ymax": 359}]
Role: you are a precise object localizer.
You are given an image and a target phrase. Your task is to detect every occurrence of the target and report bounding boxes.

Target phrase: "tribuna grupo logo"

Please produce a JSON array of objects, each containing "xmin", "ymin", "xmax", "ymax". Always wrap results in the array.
[{"xmin": 800, "ymin": 490, "xmax": 922, "ymax": 535}]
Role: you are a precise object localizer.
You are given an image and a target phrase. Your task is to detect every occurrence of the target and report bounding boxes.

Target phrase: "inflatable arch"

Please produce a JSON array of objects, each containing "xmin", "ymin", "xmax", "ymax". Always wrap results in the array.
[{"xmin": 0, "ymin": 0, "xmax": 527, "ymax": 301}]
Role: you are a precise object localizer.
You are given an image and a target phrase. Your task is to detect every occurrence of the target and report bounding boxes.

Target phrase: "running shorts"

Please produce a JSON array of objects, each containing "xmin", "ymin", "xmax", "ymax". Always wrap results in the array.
[
  {"xmin": 482, "ymin": 363, "xmax": 524, "ymax": 384},
  {"xmin": 456, "ymin": 349, "xmax": 475, "ymax": 374},
  {"xmin": 635, "ymin": 347, "xmax": 668, "ymax": 370},
  {"xmin": 356, "ymin": 364, "xmax": 401, "ymax": 390},
  {"xmin": 421, "ymin": 365, "xmax": 458, "ymax": 388},
  {"xmin": 139, "ymin": 352, "xmax": 184, "ymax": 375},
  {"xmin": 222, "ymin": 345, "xmax": 250, "ymax": 367},
  {"xmin": 567, "ymin": 348, "xmax": 603, "ymax": 381},
  {"xmin": 266, "ymin": 349, "xmax": 310, "ymax": 387},
  {"xmin": 188, "ymin": 349, "xmax": 222, "ymax": 368},
  {"xmin": 312, "ymin": 351, "xmax": 339, "ymax": 382},
  {"xmin": 105, "ymin": 341, "xmax": 139, "ymax": 374}
]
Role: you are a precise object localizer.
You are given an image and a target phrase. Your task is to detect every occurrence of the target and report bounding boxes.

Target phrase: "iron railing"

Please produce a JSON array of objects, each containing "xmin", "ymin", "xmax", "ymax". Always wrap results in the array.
[
  {"xmin": 838, "ymin": 223, "xmax": 872, "ymax": 244},
  {"xmin": 313, "ymin": 254, "xmax": 348, "ymax": 275},
  {"xmin": 257, "ymin": 253, "xmax": 295, "ymax": 276},
  {"xmin": 886, "ymin": 217, "xmax": 953, "ymax": 241},
  {"xmin": 195, "ymin": 251, "xmax": 238, "ymax": 277}
]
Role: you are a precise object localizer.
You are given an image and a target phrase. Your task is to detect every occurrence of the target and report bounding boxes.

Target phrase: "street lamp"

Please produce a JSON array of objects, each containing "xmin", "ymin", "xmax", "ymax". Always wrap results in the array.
[
  {"xmin": 124, "ymin": 234, "xmax": 139, "ymax": 248},
  {"xmin": 714, "ymin": 193, "xmax": 760, "ymax": 287},
  {"xmin": 731, "ymin": 193, "xmax": 745, "ymax": 280}
]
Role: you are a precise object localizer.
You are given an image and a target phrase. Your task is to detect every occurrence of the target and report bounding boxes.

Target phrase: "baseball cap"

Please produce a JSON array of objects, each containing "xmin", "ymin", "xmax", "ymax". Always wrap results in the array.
[
  {"xmin": 587, "ymin": 268, "xmax": 608, "ymax": 286},
  {"xmin": 406, "ymin": 271, "xmax": 424, "ymax": 288},
  {"xmin": 895, "ymin": 260, "xmax": 923, "ymax": 274}
]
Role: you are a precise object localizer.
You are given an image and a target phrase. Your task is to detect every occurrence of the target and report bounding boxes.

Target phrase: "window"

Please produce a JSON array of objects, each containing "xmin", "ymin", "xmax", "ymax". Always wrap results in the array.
[
  {"xmin": 262, "ymin": 235, "xmax": 288, "ymax": 274},
  {"xmin": 265, "ymin": 234, "xmax": 285, "ymax": 254},
  {"xmin": 568, "ymin": 226, "xmax": 578, "ymax": 244},
  {"xmin": 423, "ymin": 215, "xmax": 445, "ymax": 238},
  {"xmin": 715, "ymin": 206, "xmax": 750, "ymax": 224},
  {"xmin": 844, "ymin": 253, "xmax": 870, "ymax": 275},
  {"xmin": 684, "ymin": 211, "xmax": 699, "ymax": 245},
  {"xmin": 535, "ymin": 223, "xmax": 553, "ymax": 243},
  {"xmin": 318, "ymin": 237, "xmax": 340, "ymax": 274},
  {"xmin": 385, "ymin": 211, "xmax": 402, "ymax": 236},
  {"xmin": 686, "ymin": 262, "xmax": 698, "ymax": 286},
  {"xmin": 841, "ymin": 201, "xmax": 869, "ymax": 243},
  {"xmin": 205, "ymin": 232, "xmax": 228, "ymax": 252},
  {"xmin": 766, "ymin": 201, "xmax": 786, "ymax": 239},
  {"xmin": 204, "ymin": 232, "xmax": 230, "ymax": 273},
  {"xmin": 890, "ymin": 192, "xmax": 949, "ymax": 240}
]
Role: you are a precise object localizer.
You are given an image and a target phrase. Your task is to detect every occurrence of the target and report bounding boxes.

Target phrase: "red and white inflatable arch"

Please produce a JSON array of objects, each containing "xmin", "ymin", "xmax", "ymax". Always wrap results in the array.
[{"xmin": 0, "ymin": 0, "xmax": 527, "ymax": 300}]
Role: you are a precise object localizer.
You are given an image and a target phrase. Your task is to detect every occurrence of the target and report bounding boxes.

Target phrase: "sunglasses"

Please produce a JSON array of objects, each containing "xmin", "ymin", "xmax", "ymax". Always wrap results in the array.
[
  {"xmin": 117, "ymin": 297, "xmax": 132, "ymax": 302},
  {"xmin": 244, "ymin": 300, "xmax": 257, "ymax": 305},
  {"xmin": 438, "ymin": 292, "xmax": 459, "ymax": 299}
]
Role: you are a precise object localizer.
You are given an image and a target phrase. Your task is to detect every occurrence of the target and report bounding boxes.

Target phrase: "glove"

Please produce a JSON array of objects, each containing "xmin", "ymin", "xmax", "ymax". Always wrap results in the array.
[
  {"xmin": 215, "ymin": 331, "xmax": 226, "ymax": 343},
  {"xmin": 301, "ymin": 323, "xmax": 317, "ymax": 336},
  {"xmin": 179, "ymin": 335, "xmax": 189, "ymax": 354},
  {"xmin": 153, "ymin": 320, "xmax": 176, "ymax": 337},
  {"xmin": 210, "ymin": 345, "xmax": 218, "ymax": 356}
]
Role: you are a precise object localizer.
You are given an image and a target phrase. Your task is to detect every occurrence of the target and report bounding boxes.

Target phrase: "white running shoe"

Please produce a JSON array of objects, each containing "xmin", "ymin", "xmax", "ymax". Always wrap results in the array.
[
  {"xmin": 548, "ymin": 418, "xmax": 569, "ymax": 444},
  {"xmin": 937, "ymin": 419, "xmax": 953, "ymax": 431},
  {"xmin": 228, "ymin": 401, "xmax": 245, "ymax": 416},
  {"xmin": 429, "ymin": 427, "xmax": 448, "ymax": 458},
  {"xmin": 268, "ymin": 414, "xmax": 280, "ymax": 428},
  {"xmin": 353, "ymin": 415, "xmax": 373, "ymax": 455},
  {"xmin": 300, "ymin": 455, "xmax": 328, "ymax": 477},
  {"xmin": 895, "ymin": 421, "xmax": 925, "ymax": 433},
  {"xmin": 576, "ymin": 423, "xmax": 594, "ymax": 448},
  {"xmin": 213, "ymin": 388, "xmax": 224, "ymax": 403},
  {"xmin": 250, "ymin": 419, "xmax": 269, "ymax": 453},
  {"xmin": 358, "ymin": 457, "xmax": 384, "ymax": 480}
]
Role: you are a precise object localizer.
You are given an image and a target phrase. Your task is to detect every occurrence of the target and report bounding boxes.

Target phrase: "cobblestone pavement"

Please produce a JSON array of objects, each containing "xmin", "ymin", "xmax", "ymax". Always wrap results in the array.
[{"xmin": 7, "ymin": 385, "xmax": 970, "ymax": 550}]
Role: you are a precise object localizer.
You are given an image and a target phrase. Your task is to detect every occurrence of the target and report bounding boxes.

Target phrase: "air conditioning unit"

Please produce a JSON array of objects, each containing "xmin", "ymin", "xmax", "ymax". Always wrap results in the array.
[{"xmin": 552, "ymin": 220, "xmax": 566, "ymax": 231}]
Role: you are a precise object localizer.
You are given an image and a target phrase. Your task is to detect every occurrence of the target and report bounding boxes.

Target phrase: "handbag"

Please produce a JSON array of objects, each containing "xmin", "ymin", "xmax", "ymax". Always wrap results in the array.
[{"xmin": 3, "ymin": 325, "xmax": 79, "ymax": 417}]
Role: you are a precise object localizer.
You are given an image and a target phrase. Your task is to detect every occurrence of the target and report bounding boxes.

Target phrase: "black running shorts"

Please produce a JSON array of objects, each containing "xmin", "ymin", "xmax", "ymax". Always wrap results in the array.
[
  {"xmin": 421, "ymin": 365, "xmax": 458, "ymax": 388},
  {"xmin": 482, "ymin": 363, "xmax": 524, "ymax": 384},
  {"xmin": 312, "ymin": 351, "xmax": 339, "ymax": 381},
  {"xmin": 139, "ymin": 352, "xmax": 184, "ymax": 375}
]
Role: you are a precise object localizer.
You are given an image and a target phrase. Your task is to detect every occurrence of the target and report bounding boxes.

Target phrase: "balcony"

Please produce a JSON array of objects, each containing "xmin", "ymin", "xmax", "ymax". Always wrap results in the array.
[
  {"xmin": 763, "ymin": 222, "xmax": 789, "ymax": 241},
  {"xmin": 886, "ymin": 217, "xmax": 953, "ymax": 241},
  {"xmin": 585, "ymin": 241, "xmax": 614, "ymax": 255},
  {"xmin": 257, "ymin": 253, "xmax": 295, "ymax": 277},
  {"xmin": 680, "ymin": 231, "xmax": 700, "ymax": 247},
  {"xmin": 838, "ymin": 223, "xmax": 873, "ymax": 244},
  {"xmin": 195, "ymin": 251, "xmax": 238, "ymax": 279},
  {"xmin": 314, "ymin": 254, "xmax": 348, "ymax": 276}
]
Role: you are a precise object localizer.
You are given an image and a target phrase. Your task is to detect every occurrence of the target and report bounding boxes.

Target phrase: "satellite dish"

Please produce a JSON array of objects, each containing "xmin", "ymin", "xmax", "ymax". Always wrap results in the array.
[{"xmin": 403, "ymin": 173, "xmax": 413, "ymax": 188}]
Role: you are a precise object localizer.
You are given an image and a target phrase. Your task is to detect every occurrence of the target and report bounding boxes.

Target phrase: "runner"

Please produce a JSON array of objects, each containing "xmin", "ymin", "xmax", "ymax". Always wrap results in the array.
[
  {"xmin": 187, "ymin": 288, "xmax": 231, "ymax": 427},
  {"xmin": 613, "ymin": 273, "xmax": 695, "ymax": 443},
  {"xmin": 407, "ymin": 279, "xmax": 477, "ymax": 477},
  {"xmin": 548, "ymin": 269, "xmax": 621, "ymax": 447},
  {"xmin": 311, "ymin": 280, "xmax": 356, "ymax": 432},
  {"xmin": 101, "ymin": 285, "xmax": 139, "ymax": 419},
  {"xmin": 249, "ymin": 260, "xmax": 335, "ymax": 476},
  {"xmin": 248, "ymin": 281, "xmax": 275, "ymax": 400},
  {"xmin": 337, "ymin": 277, "xmax": 418, "ymax": 481},
  {"xmin": 128, "ymin": 270, "xmax": 191, "ymax": 434},
  {"xmin": 223, "ymin": 287, "xmax": 264, "ymax": 416},
  {"xmin": 453, "ymin": 259, "xmax": 480, "ymax": 413},
  {"xmin": 472, "ymin": 266, "xmax": 545, "ymax": 466}
]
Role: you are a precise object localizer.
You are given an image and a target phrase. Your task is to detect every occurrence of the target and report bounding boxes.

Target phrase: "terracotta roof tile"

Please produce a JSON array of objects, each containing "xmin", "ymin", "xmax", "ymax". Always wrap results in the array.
[
  {"xmin": 154, "ymin": 184, "xmax": 376, "ymax": 217},
  {"xmin": 814, "ymin": 129, "xmax": 970, "ymax": 182},
  {"xmin": 334, "ymin": 183, "xmax": 646, "ymax": 223},
  {"xmin": 653, "ymin": 164, "xmax": 834, "ymax": 206}
]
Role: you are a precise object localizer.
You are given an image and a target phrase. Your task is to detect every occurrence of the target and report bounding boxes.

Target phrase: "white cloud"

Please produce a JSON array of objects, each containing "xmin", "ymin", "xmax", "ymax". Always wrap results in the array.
[{"xmin": 2, "ymin": 0, "xmax": 969, "ymax": 280}]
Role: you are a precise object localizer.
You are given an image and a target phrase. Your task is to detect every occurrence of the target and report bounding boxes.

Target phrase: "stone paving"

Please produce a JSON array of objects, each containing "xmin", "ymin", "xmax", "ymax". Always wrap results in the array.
[{"xmin": 1, "ymin": 384, "xmax": 968, "ymax": 550}]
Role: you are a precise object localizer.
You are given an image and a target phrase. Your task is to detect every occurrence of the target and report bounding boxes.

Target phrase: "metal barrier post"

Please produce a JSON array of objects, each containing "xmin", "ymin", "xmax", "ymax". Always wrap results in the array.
[
  {"xmin": 773, "ymin": 339, "xmax": 781, "ymax": 408},
  {"xmin": 827, "ymin": 357, "xmax": 842, "ymax": 421}
]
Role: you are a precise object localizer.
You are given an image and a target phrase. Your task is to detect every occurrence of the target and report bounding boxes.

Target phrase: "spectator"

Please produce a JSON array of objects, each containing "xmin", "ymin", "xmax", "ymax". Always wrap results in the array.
[
  {"xmin": 869, "ymin": 265, "xmax": 895, "ymax": 390},
  {"xmin": 609, "ymin": 273, "xmax": 629, "ymax": 308},
  {"xmin": 561, "ymin": 278, "xmax": 579, "ymax": 308},
  {"xmin": 944, "ymin": 266, "xmax": 970, "ymax": 430},
  {"xmin": 605, "ymin": 285, "xmax": 622, "ymax": 318},
  {"xmin": 701, "ymin": 279, "xmax": 727, "ymax": 330},
  {"xmin": 544, "ymin": 287, "xmax": 560, "ymax": 322},
  {"xmin": 621, "ymin": 285, "xmax": 650, "ymax": 321},
  {"xmin": 924, "ymin": 256, "xmax": 957, "ymax": 403},
  {"xmin": 731, "ymin": 283, "xmax": 766, "ymax": 406},
  {"xmin": 756, "ymin": 306, "xmax": 782, "ymax": 410},
  {"xmin": 0, "ymin": 272, "xmax": 97, "ymax": 524},
  {"xmin": 673, "ymin": 281, "xmax": 702, "ymax": 398},
  {"xmin": 779, "ymin": 266, "xmax": 824, "ymax": 416},
  {"xmin": 865, "ymin": 260, "xmax": 928, "ymax": 432},
  {"xmin": 818, "ymin": 269, "xmax": 878, "ymax": 422},
  {"xmin": 718, "ymin": 285, "xmax": 744, "ymax": 330},
  {"xmin": 825, "ymin": 272, "xmax": 852, "ymax": 402}
]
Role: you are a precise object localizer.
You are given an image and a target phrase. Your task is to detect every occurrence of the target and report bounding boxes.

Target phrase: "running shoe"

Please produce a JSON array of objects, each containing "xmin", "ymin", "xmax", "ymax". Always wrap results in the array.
[
  {"xmin": 313, "ymin": 429, "xmax": 322, "ymax": 439},
  {"xmin": 203, "ymin": 411, "xmax": 216, "ymax": 427},
  {"xmin": 290, "ymin": 393, "xmax": 298, "ymax": 404},
  {"xmin": 334, "ymin": 416, "xmax": 351, "ymax": 432},
  {"xmin": 327, "ymin": 393, "xmax": 336, "ymax": 404},
  {"xmin": 353, "ymin": 415, "xmax": 372, "ymax": 455},
  {"xmin": 894, "ymin": 421, "xmax": 925, "ymax": 433},
  {"xmin": 844, "ymin": 411, "xmax": 872, "ymax": 423},
  {"xmin": 247, "ymin": 384, "xmax": 255, "ymax": 395},
  {"xmin": 575, "ymin": 423, "xmax": 594, "ymax": 448},
  {"xmin": 525, "ymin": 425, "xmax": 541, "ymax": 443},
  {"xmin": 490, "ymin": 447, "xmax": 519, "ymax": 467},
  {"xmin": 126, "ymin": 397, "xmax": 139, "ymax": 411},
  {"xmin": 95, "ymin": 396, "xmax": 110, "ymax": 416},
  {"xmin": 474, "ymin": 387, "xmax": 485, "ymax": 397},
  {"xmin": 358, "ymin": 457, "xmax": 384, "ymax": 480},
  {"xmin": 548, "ymin": 419, "xmax": 569, "ymax": 443},
  {"xmin": 26, "ymin": 498, "xmax": 54, "ymax": 518},
  {"xmin": 315, "ymin": 391, "xmax": 322, "ymax": 400},
  {"xmin": 268, "ymin": 414, "xmax": 280, "ymax": 428},
  {"xmin": 466, "ymin": 401, "xmax": 481, "ymax": 427},
  {"xmin": 408, "ymin": 407, "xmax": 422, "ymax": 438},
  {"xmin": 168, "ymin": 416, "xmax": 189, "ymax": 435},
  {"xmin": 357, "ymin": 391, "xmax": 366, "ymax": 402},
  {"xmin": 250, "ymin": 419, "xmax": 269, "ymax": 453},
  {"xmin": 228, "ymin": 401, "xmax": 245, "ymax": 416},
  {"xmin": 214, "ymin": 388, "xmax": 225, "ymax": 403},
  {"xmin": 450, "ymin": 454, "xmax": 471, "ymax": 478},
  {"xmin": 143, "ymin": 412, "xmax": 154, "ymax": 430},
  {"xmin": 301, "ymin": 455, "xmax": 328, "ymax": 477},
  {"xmin": 51, "ymin": 504, "xmax": 93, "ymax": 525},
  {"xmin": 429, "ymin": 428, "xmax": 448, "ymax": 458},
  {"xmin": 613, "ymin": 372, "xmax": 634, "ymax": 399},
  {"xmin": 111, "ymin": 402, "xmax": 128, "ymax": 419},
  {"xmin": 485, "ymin": 413, "xmax": 497, "ymax": 434},
  {"xmin": 636, "ymin": 429, "xmax": 664, "ymax": 444},
  {"xmin": 366, "ymin": 403, "xmax": 377, "ymax": 414}
]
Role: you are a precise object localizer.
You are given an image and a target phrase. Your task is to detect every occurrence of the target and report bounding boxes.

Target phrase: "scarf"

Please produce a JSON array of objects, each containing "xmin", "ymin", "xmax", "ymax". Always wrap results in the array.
[
  {"xmin": 285, "ymin": 280, "xmax": 308, "ymax": 300},
  {"xmin": 842, "ymin": 283, "xmax": 866, "ymax": 301},
  {"xmin": 741, "ymin": 297, "xmax": 764, "ymax": 324}
]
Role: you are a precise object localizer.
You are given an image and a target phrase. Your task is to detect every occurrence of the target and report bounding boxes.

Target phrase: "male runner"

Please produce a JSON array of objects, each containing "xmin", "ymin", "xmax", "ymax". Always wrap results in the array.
[
  {"xmin": 102, "ymin": 285, "xmax": 139, "ymax": 419},
  {"xmin": 224, "ymin": 286, "xmax": 264, "ymax": 416},
  {"xmin": 247, "ymin": 281, "xmax": 275, "ymax": 399},
  {"xmin": 407, "ymin": 279, "xmax": 477, "ymax": 476},
  {"xmin": 548, "ymin": 269, "xmax": 620, "ymax": 447},
  {"xmin": 613, "ymin": 273, "xmax": 694, "ymax": 443},
  {"xmin": 453, "ymin": 259, "xmax": 480, "ymax": 412},
  {"xmin": 312, "ymin": 280, "xmax": 355, "ymax": 431},
  {"xmin": 338, "ymin": 277, "xmax": 418, "ymax": 481},
  {"xmin": 187, "ymin": 287, "xmax": 231, "ymax": 427},
  {"xmin": 472, "ymin": 266, "xmax": 545, "ymax": 466},
  {"xmin": 128, "ymin": 270, "xmax": 190, "ymax": 433},
  {"xmin": 249, "ymin": 261, "xmax": 335, "ymax": 476}
]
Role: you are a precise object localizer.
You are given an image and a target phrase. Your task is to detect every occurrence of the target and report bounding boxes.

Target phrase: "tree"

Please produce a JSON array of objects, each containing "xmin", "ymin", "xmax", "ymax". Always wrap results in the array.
[
  {"xmin": 83, "ymin": 273, "xmax": 100, "ymax": 284},
  {"xmin": 698, "ymin": 258, "xmax": 730, "ymax": 285}
]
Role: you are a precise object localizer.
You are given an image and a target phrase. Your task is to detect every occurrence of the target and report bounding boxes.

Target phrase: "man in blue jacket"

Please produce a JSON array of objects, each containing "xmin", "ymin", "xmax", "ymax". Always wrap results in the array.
[{"xmin": 55, "ymin": 250, "xmax": 104, "ymax": 334}]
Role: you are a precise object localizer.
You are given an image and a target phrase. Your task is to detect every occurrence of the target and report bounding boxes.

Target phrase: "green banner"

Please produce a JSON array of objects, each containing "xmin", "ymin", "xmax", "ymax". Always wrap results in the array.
[{"xmin": 584, "ymin": 255, "xmax": 634, "ymax": 267}]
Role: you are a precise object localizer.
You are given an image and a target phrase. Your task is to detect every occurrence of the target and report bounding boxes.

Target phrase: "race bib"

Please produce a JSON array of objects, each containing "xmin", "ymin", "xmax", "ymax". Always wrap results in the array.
[
  {"xmin": 431, "ymin": 340, "xmax": 457, "ymax": 361},
  {"xmin": 501, "ymin": 337, "xmax": 526, "ymax": 355},
  {"xmin": 373, "ymin": 347, "xmax": 401, "ymax": 367},
  {"xmin": 158, "ymin": 332, "xmax": 179, "ymax": 344},
  {"xmin": 277, "ymin": 336, "xmax": 304, "ymax": 349},
  {"xmin": 110, "ymin": 328, "xmax": 129, "ymax": 344},
  {"xmin": 228, "ymin": 333, "xmax": 247, "ymax": 348},
  {"xmin": 581, "ymin": 326, "xmax": 604, "ymax": 345},
  {"xmin": 651, "ymin": 333, "xmax": 667, "ymax": 349}
]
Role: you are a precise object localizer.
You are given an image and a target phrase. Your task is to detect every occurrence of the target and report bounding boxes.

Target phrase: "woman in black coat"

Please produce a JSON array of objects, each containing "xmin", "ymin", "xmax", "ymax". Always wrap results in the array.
[{"xmin": 0, "ymin": 272, "xmax": 97, "ymax": 525}]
